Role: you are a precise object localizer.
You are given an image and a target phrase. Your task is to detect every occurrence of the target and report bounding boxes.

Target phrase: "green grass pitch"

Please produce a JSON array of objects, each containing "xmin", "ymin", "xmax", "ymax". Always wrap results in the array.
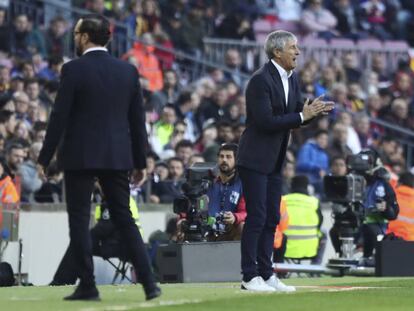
[{"xmin": 0, "ymin": 277, "xmax": 413, "ymax": 311}]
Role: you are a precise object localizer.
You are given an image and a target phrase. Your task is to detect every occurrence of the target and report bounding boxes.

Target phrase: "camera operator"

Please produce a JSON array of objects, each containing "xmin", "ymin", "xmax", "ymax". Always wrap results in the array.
[
  {"xmin": 176, "ymin": 143, "xmax": 246, "ymax": 241},
  {"xmin": 206, "ymin": 143, "xmax": 246, "ymax": 241},
  {"xmin": 359, "ymin": 149, "xmax": 399, "ymax": 263}
]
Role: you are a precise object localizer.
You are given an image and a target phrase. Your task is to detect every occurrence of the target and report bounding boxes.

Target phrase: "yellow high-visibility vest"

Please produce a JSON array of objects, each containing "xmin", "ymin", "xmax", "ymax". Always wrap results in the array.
[
  {"xmin": 284, "ymin": 193, "xmax": 319, "ymax": 259},
  {"xmin": 95, "ymin": 196, "xmax": 143, "ymax": 236}
]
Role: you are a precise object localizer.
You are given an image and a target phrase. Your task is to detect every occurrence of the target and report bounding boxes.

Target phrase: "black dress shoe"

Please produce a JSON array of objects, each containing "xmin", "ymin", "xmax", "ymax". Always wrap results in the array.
[
  {"xmin": 64, "ymin": 284, "xmax": 101, "ymax": 301},
  {"xmin": 145, "ymin": 285, "xmax": 161, "ymax": 301}
]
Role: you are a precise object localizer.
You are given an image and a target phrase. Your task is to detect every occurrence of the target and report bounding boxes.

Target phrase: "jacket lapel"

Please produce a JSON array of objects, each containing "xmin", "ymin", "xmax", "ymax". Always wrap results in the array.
[
  {"xmin": 287, "ymin": 76, "xmax": 295, "ymax": 113},
  {"xmin": 267, "ymin": 61, "xmax": 287, "ymax": 110}
]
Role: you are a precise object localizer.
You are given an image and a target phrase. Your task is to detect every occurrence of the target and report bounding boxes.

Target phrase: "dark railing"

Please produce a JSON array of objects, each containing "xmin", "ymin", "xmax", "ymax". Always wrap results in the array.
[{"xmin": 203, "ymin": 37, "xmax": 410, "ymax": 75}]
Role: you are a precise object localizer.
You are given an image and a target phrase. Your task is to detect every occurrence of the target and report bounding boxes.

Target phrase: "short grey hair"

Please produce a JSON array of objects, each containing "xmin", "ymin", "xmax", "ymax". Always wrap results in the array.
[{"xmin": 264, "ymin": 30, "xmax": 297, "ymax": 59}]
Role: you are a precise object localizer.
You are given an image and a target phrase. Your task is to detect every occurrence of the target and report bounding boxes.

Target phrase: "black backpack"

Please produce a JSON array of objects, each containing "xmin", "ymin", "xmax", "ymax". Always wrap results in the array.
[{"xmin": 0, "ymin": 262, "xmax": 15, "ymax": 287}]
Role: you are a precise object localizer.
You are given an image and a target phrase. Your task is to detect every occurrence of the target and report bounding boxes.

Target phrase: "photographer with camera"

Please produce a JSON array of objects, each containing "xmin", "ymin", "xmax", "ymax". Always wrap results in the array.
[
  {"xmin": 359, "ymin": 149, "xmax": 399, "ymax": 264},
  {"xmin": 174, "ymin": 143, "xmax": 246, "ymax": 242},
  {"xmin": 327, "ymin": 149, "xmax": 399, "ymax": 266},
  {"xmin": 206, "ymin": 143, "xmax": 246, "ymax": 241}
]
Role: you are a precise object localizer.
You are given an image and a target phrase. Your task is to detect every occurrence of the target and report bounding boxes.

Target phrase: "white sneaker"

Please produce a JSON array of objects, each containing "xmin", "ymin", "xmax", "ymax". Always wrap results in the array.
[
  {"xmin": 264, "ymin": 275, "xmax": 296, "ymax": 292},
  {"xmin": 241, "ymin": 276, "xmax": 276, "ymax": 292}
]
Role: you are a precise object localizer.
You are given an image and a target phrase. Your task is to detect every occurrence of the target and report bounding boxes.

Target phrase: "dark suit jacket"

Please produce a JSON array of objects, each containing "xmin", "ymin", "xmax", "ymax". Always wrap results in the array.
[
  {"xmin": 38, "ymin": 50, "xmax": 147, "ymax": 170},
  {"xmin": 237, "ymin": 60, "xmax": 304, "ymax": 174}
]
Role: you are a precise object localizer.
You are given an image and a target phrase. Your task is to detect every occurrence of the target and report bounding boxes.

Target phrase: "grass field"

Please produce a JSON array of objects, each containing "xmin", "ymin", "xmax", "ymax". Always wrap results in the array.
[{"xmin": 0, "ymin": 277, "xmax": 413, "ymax": 311}]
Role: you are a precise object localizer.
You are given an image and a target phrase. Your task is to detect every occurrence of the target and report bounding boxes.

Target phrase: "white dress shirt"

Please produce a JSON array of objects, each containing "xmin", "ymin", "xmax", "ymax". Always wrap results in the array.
[
  {"xmin": 271, "ymin": 59, "xmax": 303, "ymax": 122},
  {"xmin": 271, "ymin": 59, "xmax": 292, "ymax": 106},
  {"xmin": 83, "ymin": 47, "xmax": 108, "ymax": 55}
]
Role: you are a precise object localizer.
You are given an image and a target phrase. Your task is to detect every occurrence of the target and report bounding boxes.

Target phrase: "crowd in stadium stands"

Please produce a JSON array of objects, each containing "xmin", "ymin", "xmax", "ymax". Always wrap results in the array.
[{"xmin": 0, "ymin": 1, "xmax": 413, "ymax": 253}]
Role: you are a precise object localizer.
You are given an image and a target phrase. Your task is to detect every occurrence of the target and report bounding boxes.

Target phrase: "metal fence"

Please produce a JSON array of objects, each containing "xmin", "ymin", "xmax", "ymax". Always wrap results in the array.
[{"xmin": 203, "ymin": 37, "xmax": 410, "ymax": 74}]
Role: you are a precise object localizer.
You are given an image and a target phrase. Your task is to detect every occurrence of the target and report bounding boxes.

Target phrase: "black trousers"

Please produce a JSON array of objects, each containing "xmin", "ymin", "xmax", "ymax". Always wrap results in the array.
[
  {"xmin": 64, "ymin": 170, "xmax": 154, "ymax": 287},
  {"xmin": 238, "ymin": 167, "xmax": 282, "ymax": 282}
]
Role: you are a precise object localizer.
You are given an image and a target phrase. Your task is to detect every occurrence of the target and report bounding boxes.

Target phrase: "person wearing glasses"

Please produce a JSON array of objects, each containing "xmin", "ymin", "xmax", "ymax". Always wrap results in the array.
[{"xmin": 38, "ymin": 14, "xmax": 160, "ymax": 301}]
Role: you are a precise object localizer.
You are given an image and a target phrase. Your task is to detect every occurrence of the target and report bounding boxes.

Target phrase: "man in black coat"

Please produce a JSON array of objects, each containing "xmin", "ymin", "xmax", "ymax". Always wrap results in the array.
[
  {"xmin": 237, "ymin": 30, "xmax": 333, "ymax": 292},
  {"xmin": 38, "ymin": 14, "xmax": 160, "ymax": 301}
]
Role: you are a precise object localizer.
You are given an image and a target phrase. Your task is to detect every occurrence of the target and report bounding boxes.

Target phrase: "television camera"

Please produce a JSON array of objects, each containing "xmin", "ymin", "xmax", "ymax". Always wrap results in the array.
[
  {"xmin": 173, "ymin": 162, "xmax": 217, "ymax": 242},
  {"xmin": 323, "ymin": 151, "xmax": 377, "ymax": 268}
]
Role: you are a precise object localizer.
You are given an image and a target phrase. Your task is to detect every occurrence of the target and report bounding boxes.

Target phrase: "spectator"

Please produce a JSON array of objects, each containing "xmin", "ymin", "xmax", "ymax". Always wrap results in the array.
[
  {"xmin": 391, "ymin": 71, "xmax": 413, "ymax": 101},
  {"xmin": 174, "ymin": 91, "xmax": 198, "ymax": 142},
  {"xmin": 330, "ymin": 156, "xmax": 347, "ymax": 176},
  {"xmin": 281, "ymin": 158, "xmax": 296, "ymax": 195},
  {"xmin": 13, "ymin": 120, "xmax": 30, "ymax": 142},
  {"xmin": 301, "ymin": 0, "xmax": 338, "ymax": 40},
  {"xmin": 336, "ymin": 110, "xmax": 361, "ymax": 154},
  {"xmin": 342, "ymin": 52, "xmax": 362, "ymax": 83},
  {"xmin": 296, "ymin": 130, "xmax": 330, "ymax": 195},
  {"xmin": 43, "ymin": 16, "xmax": 70, "ymax": 57},
  {"xmin": 360, "ymin": 0, "xmax": 392, "ymax": 40},
  {"xmin": 223, "ymin": 49, "xmax": 248, "ymax": 88},
  {"xmin": 215, "ymin": 8, "xmax": 255, "ymax": 40},
  {"xmin": 354, "ymin": 113, "xmax": 373, "ymax": 149},
  {"xmin": 37, "ymin": 55, "xmax": 64, "ymax": 82},
  {"xmin": 149, "ymin": 69, "xmax": 180, "ymax": 114},
  {"xmin": 150, "ymin": 104, "xmax": 176, "ymax": 153},
  {"xmin": 205, "ymin": 143, "xmax": 246, "ymax": 241},
  {"xmin": 125, "ymin": 0, "xmax": 160, "ymax": 37},
  {"xmin": 159, "ymin": 121, "xmax": 187, "ymax": 158},
  {"xmin": 122, "ymin": 33, "xmax": 163, "ymax": 91},
  {"xmin": 139, "ymin": 151, "xmax": 159, "ymax": 203},
  {"xmin": 153, "ymin": 30, "xmax": 175, "ymax": 70},
  {"xmin": 329, "ymin": 0, "xmax": 366, "ymax": 40},
  {"xmin": 326, "ymin": 122, "xmax": 353, "ymax": 160},
  {"xmin": 12, "ymin": 91, "xmax": 30, "ymax": 123},
  {"xmin": 315, "ymin": 66, "xmax": 337, "ymax": 96},
  {"xmin": 0, "ymin": 65, "xmax": 11, "ymax": 99},
  {"xmin": 174, "ymin": 139, "xmax": 194, "ymax": 167},
  {"xmin": 25, "ymin": 78, "xmax": 46, "ymax": 108},
  {"xmin": 88, "ymin": 0, "xmax": 116, "ymax": 18},
  {"xmin": 366, "ymin": 93, "xmax": 384, "ymax": 118},
  {"xmin": 382, "ymin": 98, "xmax": 412, "ymax": 134},
  {"xmin": 330, "ymin": 83, "xmax": 351, "ymax": 112},
  {"xmin": 233, "ymin": 122, "xmax": 246, "ymax": 145},
  {"xmin": 17, "ymin": 61, "xmax": 36, "ymax": 80},
  {"xmin": 203, "ymin": 121, "xmax": 236, "ymax": 162},
  {"xmin": 4, "ymin": 142, "xmax": 25, "ymax": 181},
  {"xmin": 31, "ymin": 121, "xmax": 47, "ymax": 143},
  {"xmin": 0, "ymin": 110, "xmax": 16, "ymax": 140},
  {"xmin": 198, "ymin": 85, "xmax": 230, "ymax": 124},
  {"xmin": 360, "ymin": 70, "xmax": 379, "ymax": 98},
  {"xmin": 162, "ymin": 12, "xmax": 187, "ymax": 52},
  {"xmin": 150, "ymin": 157, "xmax": 184, "ymax": 204},
  {"xmin": 193, "ymin": 121, "xmax": 218, "ymax": 156},
  {"xmin": 19, "ymin": 142, "xmax": 43, "ymax": 202},
  {"xmin": 180, "ymin": 3, "xmax": 207, "ymax": 56},
  {"xmin": 371, "ymin": 53, "xmax": 390, "ymax": 84},
  {"xmin": 9, "ymin": 76, "xmax": 25, "ymax": 94},
  {"xmin": 9, "ymin": 14, "xmax": 46, "ymax": 58}
]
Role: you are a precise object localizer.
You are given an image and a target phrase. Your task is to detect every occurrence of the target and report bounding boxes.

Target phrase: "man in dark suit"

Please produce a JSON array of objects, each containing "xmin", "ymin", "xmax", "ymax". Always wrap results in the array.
[
  {"xmin": 237, "ymin": 30, "xmax": 333, "ymax": 292},
  {"xmin": 38, "ymin": 14, "xmax": 161, "ymax": 301}
]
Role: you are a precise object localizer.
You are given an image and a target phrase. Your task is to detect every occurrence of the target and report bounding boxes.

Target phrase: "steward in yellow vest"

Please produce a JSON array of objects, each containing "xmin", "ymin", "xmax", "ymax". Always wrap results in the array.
[{"xmin": 283, "ymin": 175, "xmax": 322, "ymax": 259}]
